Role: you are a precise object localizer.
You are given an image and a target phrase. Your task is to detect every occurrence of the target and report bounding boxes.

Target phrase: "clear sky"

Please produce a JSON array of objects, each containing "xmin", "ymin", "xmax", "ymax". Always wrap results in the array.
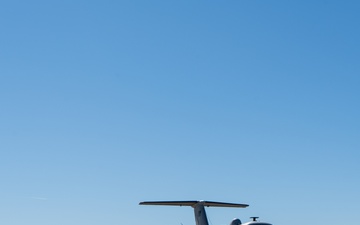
[{"xmin": 1, "ymin": 1, "xmax": 359, "ymax": 225}]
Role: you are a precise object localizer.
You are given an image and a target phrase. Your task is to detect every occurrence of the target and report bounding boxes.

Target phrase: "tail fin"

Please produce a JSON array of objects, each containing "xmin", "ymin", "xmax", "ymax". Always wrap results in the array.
[{"xmin": 139, "ymin": 200, "xmax": 248, "ymax": 225}]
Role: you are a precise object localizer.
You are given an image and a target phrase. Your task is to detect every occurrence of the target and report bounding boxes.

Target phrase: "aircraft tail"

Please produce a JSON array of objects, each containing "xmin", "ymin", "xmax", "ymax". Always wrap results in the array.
[{"xmin": 139, "ymin": 200, "xmax": 248, "ymax": 225}]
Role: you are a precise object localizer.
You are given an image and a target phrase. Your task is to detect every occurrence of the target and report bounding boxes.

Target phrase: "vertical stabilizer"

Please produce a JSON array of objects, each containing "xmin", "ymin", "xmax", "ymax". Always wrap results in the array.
[{"xmin": 193, "ymin": 202, "xmax": 209, "ymax": 225}]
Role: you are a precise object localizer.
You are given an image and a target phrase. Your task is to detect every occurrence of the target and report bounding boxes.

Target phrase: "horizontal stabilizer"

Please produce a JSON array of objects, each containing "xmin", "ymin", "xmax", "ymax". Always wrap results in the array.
[{"xmin": 139, "ymin": 200, "xmax": 249, "ymax": 208}]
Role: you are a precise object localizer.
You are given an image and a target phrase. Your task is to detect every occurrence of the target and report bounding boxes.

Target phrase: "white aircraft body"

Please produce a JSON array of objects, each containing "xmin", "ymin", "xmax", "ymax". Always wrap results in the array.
[{"xmin": 139, "ymin": 200, "xmax": 272, "ymax": 225}]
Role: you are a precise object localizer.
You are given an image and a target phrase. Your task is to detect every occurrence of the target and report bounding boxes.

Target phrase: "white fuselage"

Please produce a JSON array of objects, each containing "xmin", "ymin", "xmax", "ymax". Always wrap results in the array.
[{"xmin": 242, "ymin": 222, "xmax": 272, "ymax": 225}]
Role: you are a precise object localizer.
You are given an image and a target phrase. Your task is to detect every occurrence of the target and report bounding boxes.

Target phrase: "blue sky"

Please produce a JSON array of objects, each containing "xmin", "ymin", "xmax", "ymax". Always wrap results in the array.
[{"xmin": 1, "ymin": 1, "xmax": 359, "ymax": 225}]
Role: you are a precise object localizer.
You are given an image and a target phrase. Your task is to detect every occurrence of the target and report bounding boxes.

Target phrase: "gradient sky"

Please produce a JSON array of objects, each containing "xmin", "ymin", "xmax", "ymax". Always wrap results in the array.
[{"xmin": 1, "ymin": 1, "xmax": 359, "ymax": 225}]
